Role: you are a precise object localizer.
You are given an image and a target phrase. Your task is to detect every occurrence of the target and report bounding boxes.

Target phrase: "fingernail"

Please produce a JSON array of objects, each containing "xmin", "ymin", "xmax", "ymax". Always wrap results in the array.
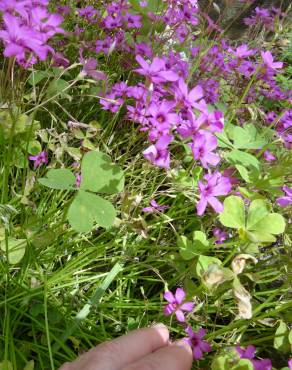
[
  {"xmin": 172, "ymin": 339, "xmax": 192, "ymax": 350},
  {"xmin": 151, "ymin": 323, "xmax": 167, "ymax": 330}
]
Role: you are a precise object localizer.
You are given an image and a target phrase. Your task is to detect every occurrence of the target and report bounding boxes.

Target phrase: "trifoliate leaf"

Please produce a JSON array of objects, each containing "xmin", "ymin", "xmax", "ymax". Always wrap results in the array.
[
  {"xmin": 39, "ymin": 169, "xmax": 76, "ymax": 190},
  {"xmin": 274, "ymin": 320, "xmax": 291, "ymax": 353},
  {"xmin": 67, "ymin": 190, "xmax": 116, "ymax": 233},
  {"xmin": 219, "ymin": 196, "xmax": 245, "ymax": 229},
  {"xmin": 246, "ymin": 199, "xmax": 269, "ymax": 230},
  {"xmin": 81, "ymin": 151, "xmax": 124, "ymax": 194},
  {"xmin": 0, "ymin": 238, "xmax": 26, "ymax": 264}
]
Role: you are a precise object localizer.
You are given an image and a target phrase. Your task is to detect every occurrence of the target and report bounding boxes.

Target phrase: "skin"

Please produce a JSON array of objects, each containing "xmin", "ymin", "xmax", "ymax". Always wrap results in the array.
[{"xmin": 59, "ymin": 323, "xmax": 193, "ymax": 370}]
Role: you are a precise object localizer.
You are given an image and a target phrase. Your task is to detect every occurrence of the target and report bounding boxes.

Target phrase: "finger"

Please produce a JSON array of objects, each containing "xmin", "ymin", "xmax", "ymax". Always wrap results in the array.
[
  {"xmin": 121, "ymin": 340, "xmax": 193, "ymax": 370},
  {"xmin": 59, "ymin": 323, "xmax": 169, "ymax": 370}
]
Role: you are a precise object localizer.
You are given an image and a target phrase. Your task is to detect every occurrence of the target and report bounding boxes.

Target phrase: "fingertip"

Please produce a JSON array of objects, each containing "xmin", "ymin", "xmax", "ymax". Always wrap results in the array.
[{"xmin": 151, "ymin": 322, "xmax": 169, "ymax": 343}]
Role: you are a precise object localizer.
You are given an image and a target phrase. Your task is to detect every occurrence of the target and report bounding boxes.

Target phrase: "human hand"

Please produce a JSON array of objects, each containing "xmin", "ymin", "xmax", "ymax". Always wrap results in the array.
[{"xmin": 60, "ymin": 323, "xmax": 193, "ymax": 370}]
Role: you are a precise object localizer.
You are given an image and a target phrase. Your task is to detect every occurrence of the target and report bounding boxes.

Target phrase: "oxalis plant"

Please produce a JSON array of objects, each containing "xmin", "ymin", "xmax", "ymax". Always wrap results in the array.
[{"xmin": 38, "ymin": 151, "xmax": 124, "ymax": 233}]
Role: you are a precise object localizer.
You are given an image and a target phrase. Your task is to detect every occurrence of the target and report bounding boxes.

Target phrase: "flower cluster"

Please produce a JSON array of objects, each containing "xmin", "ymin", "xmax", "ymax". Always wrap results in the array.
[
  {"xmin": 0, "ymin": 0, "xmax": 64, "ymax": 67},
  {"xmin": 163, "ymin": 288, "xmax": 211, "ymax": 361}
]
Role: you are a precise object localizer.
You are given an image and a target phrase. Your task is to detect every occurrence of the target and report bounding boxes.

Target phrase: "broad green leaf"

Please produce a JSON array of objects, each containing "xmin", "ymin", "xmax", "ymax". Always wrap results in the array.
[
  {"xmin": 235, "ymin": 165, "xmax": 251, "ymax": 183},
  {"xmin": 27, "ymin": 140, "xmax": 42, "ymax": 155},
  {"xmin": 246, "ymin": 199, "xmax": 269, "ymax": 230},
  {"xmin": 28, "ymin": 70, "xmax": 51, "ymax": 85},
  {"xmin": 0, "ymin": 238, "xmax": 26, "ymax": 264},
  {"xmin": 39, "ymin": 169, "xmax": 76, "ymax": 190},
  {"xmin": 0, "ymin": 361, "xmax": 13, "ymax": 370},
  {"xmin": 178, "ymin": 235, "xmax": 194, "ymax": 260},
  {"xmin": 246, "ymin": 230, "xmax": 276, "ymax": 243},
  {"xmin": 81, "ymin": 151, "xmax": 124, "ymax": 194},
  {"xmin": 196, "ymin": 255, "xmax": 222, "ymax": 278},
  {"xmin": 232, "ymin": 124, "xmax": 266, "ymax": 150},
  {"xmin": 67, "ymin": 190, "xmax": 116, "ymax": 233},
  {"xmin": 274, "ymin": 321, "xmax": 291, "ymax": 352},
  {"xmin": 226, "ymin": 150, "xmax": 260, "ymax": 170},
  {"xmin": 178, "ymin": 232, "xmax": 209, "ymax": 260},
  {"xmin": 232, "ymin": 360, "xmax": 254, "ymax": 370},
  {"xmin": 219, "ymin": 196, "xmax": 245, "ymax": 229},
  {"xmin": 46, "ymin": 78, "xmax": 70, "ymax": 98},
  {"xmin": 251, "ymin": 213, "xmax": 286, "ymax": 235},
  {"xmin": 23, "ymin": 360, "xmax": 34, "ymax": 370}
]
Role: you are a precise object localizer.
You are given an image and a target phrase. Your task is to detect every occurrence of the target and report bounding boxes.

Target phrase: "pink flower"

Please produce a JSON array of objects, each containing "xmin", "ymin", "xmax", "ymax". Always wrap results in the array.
[
  {"xmin": 134, "ymin": 55, "xmax": 179, "ymax": 84},
  {"xmin": 164, "ymin": 288, "xmax": 194, "ymax": 322},
  {"xmin": 276, "ymin": 186, "xmax": 292, "ymax": 207},
  {"xmin": 261, "ymin": 51, "xmax": 283, "ymax": 71},
  {"xmin": 29, "ymin": 151, "xmax": 48, "ymax": 169},
  {"xmin": 189, "ymin": 131, "xmax": 220, "ymax": 169},
  {"xmin": 213, "ymin": 228, "xmax": 227, "ymax": 244},
  {"xmin": 263, "ymin": 150, "xmax": 276, "ymax": 162},
  {"xmin": 142, "ymin": 200, "xmax": 169, "ymax": 213},
  {"xmin": 184, "ymin": 326, "xmax": 211, "ymax": 360},
  {"xmin": 143, "ymin": 134, "xmax": 173, "ymax": 168},
  {"xmin": 197, "ymin": 171, "xmax": 232, "ymax": 215},
  {"xmin": 174, "ymin": 78, "xmax": 204, "ymax": 108},
  {"xmin": 236, "ymin": 345, "xmax": 272, "ymax": 370}
]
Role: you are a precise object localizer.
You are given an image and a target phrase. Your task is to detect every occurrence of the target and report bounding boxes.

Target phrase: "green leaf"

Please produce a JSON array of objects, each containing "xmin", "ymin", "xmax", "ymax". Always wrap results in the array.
[
  {"xmin": 196, "ymin": 255, "xmax": 222, "ymax": 278},
  {"xmin": 27, "ymin": 140, "xmax": 42, "ymax": 155},
  {"xmin": 274, "ymin": 321, "xmax": 291, "ymax": 352},
  {"xmin": 67, "ymin": 190, "xmax": 116, "ymax": 233},
  {"xmin": 0, "ymin": 238, "xmax": 26, "ymax": 264},
  {"xmin": 28, "ymin": 70, "xmax": 51, "ymax": 85},
  {"xmin": 232, "ymin": 359, "xmax": 254, "ymax": 370},
  {"xmin": 81, "ymin": 151, "xmax": 124, "ymax": 194},
  {"xmin": 39, "ymin": 169, "xmax": 76, "ymax": 190},
  {"xmin": 46, "ymin": 79, "xmax": 70, "ymax": 98},
  {"xmin": 251, "ymin": 213, "xmax": 286, "ymax": 234},
  {"xmin": 219, "ymin": 196, "xmax": 245, "ymax": 229},
  {"xmin": 178, "ymin": 235, "xmax": 194, "ymax": 260},
  {"xmin": 226, "ymin": 150, "xmax": 260, "ymax": 170},
  {"xmin": 0, "ymin": 361, "xmax": 13, "ymax": 370},
  {"xmin": 23, "ymin": 361, "xmax": 34, "ymax": 370},
  {"xmin": 246, "ymin": 199, "xmax": 269, "ymax": 230},
  {"xmin": 178, "ymin": 232, "xmax": 209, "ymax": 260},
  {"xmin": 232, "ymin": 124, "xmax": 266, "ymax": 150},
  {"xmin": 246, "ymin": 230, "xmax": 276, "ymax": 244}
]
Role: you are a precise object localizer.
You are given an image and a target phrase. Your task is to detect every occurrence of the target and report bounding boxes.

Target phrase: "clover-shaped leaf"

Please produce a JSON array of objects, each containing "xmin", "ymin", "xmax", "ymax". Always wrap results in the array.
[
  {"xmin": 219, "ymin": 196, "xmax": 245, "ymax": 229},
  {"xmin": 81, "ymin": 151, "xmax": 124, "ymax": 194},
  {"xmin": 67, "ymin": 190, "xmax": 116, "ymax": 233},
  {"xmin": 220, "ymin": 196, "xmax": 286, "ymax": 245},
  {"xmin": 0, "ymin": 238, "xmax": 26, "ymax": 264},
  {"xmin": 39, "ymin": 169, "xmax": 76, "ymax": 190},
  {"xmin": 178, "ymin": 231, "xmax": 209, "ymax": 260}
]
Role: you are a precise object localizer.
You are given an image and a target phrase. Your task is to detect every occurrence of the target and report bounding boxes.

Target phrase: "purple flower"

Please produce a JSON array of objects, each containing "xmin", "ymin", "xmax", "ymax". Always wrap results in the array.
[
  {"xmin": 263, "ymin": 150, "xmax": 276, "ymax": 162},
  {"xmin": 174, "ymin": 78, "xmax": 203, "ymax": 108},
  {"xmin": 276, "ymin": 186, "xmax": 292, "ymax": 207},
  {"xmin": 288, "ymin": 359, "xmax": 292, "ymax": 370},
  {"xmin": 143, "ymin": 200, "xmax": 169, "ymax": 213},
  {"xmin": 184, "ymin": 326, "xmax": 211, "ymax": 360},
  {"xmin": 236, "ymin": 345, "xmax": 272, "ymax": 370},
  {"xmin": 134, "ymin": 55, "xmax": 179, "ymax": 84},
  {"xmin": 75, "ymin": 173, "xmax": 82, "ymax": 188},
  {"xmin": 147, "ymin": 100, "xmax": 178, "ymax": 130},
  {"xmin": 29, "ymin": 151, "xmax": 48, "ymax": 169},
  {"xmin": 80, "ymin": 55, "xmax": 106, "ymax": 81},
  {"xmin": 233, "ymin": 44, "xmax": 256, "ymax": 58},
  {"xmin": 100, "ymin": 93, "xmax": 124, "ymax": 113},
  {"xmin": 197, "ymin": 171, "xmax": 232, "ymax": 216},
  {"xmin": 164, "ymin": 288, "xmax": 194, "ymax": 322},
  {"xmin": 261, "ymin": 51, "xmax": 283, "ymax": 71},
  {"xmin": 143, "ymin": 134, "xmax": 173, "ymax": 168},
  {"xmin": 213, "ymin": 228, "xmax": 227, "ymax": 244},
  {"xmin": 125, "ymin": 13, "xmax": 142, "ymax": 28},
  {"xmin": 189, "ymin": 131, "xmax": 220, "ymax": 169}
]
